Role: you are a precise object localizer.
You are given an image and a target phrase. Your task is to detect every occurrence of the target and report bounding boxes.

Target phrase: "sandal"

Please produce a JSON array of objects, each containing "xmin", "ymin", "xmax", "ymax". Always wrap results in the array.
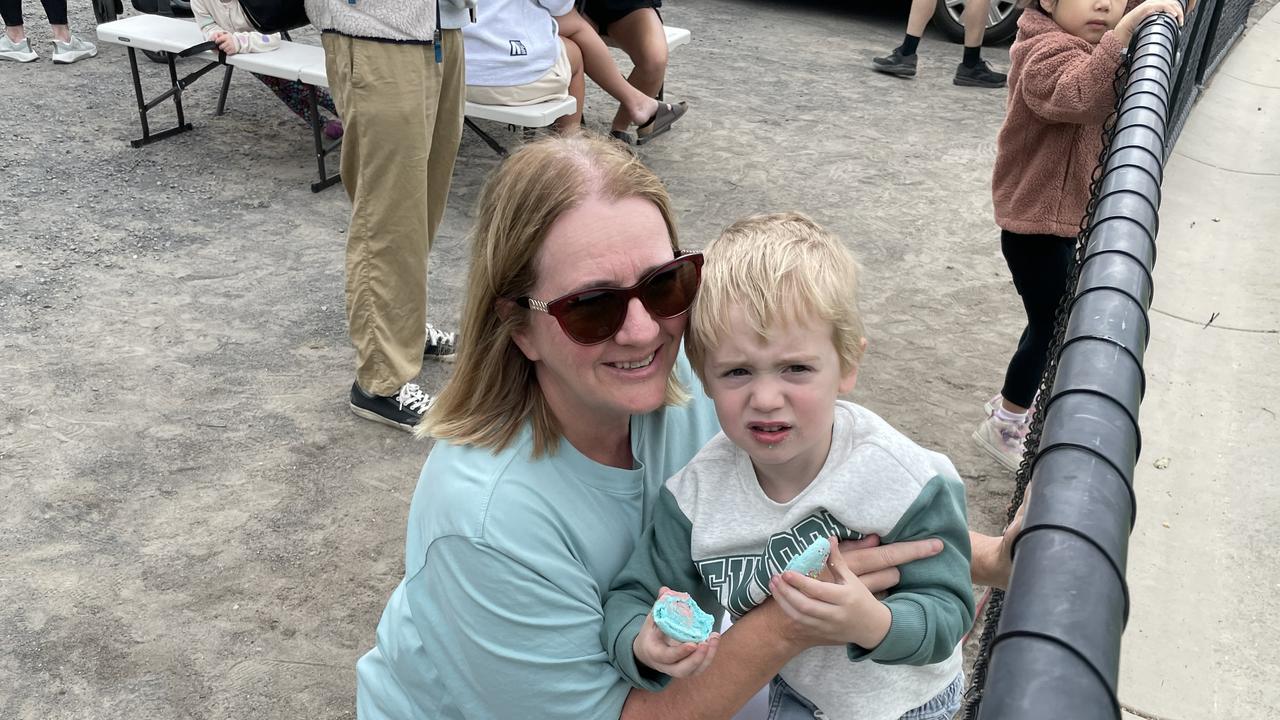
[
  {"xmin": 634, "ymin": 101, "xmax": 688, "ymax": 145},
  {"xmin": 609, "ymin": 129, "xmax": 635, "ymax": 145}
]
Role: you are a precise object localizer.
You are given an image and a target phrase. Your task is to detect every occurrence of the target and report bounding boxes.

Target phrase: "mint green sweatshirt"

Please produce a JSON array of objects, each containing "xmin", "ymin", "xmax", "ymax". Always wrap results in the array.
[{"xmin": 602, "ymin": 400, "xmax": 974, "ymax": 720}]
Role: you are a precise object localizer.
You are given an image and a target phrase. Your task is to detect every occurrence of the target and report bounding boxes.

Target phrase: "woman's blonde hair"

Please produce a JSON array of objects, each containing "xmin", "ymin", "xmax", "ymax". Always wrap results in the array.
[
  {"xmin": 419, "ymin": 133, "xmax": 687, "ymax": 456},
  {"xmin": 685, "ymin": 212, "xmax": 866, "ymax": 382}
]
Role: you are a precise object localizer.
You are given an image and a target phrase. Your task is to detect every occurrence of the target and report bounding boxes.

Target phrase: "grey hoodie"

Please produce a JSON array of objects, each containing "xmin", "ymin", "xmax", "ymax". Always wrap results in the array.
[{"xmin": 305, "ymin": 0, "xmax": 473, "ymax": 43}]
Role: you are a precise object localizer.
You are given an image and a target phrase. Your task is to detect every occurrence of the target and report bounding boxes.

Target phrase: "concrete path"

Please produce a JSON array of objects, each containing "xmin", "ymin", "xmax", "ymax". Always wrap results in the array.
[{"xmin": 1118, "ymin": 5, "xmax": 1280, "ymax": 718}]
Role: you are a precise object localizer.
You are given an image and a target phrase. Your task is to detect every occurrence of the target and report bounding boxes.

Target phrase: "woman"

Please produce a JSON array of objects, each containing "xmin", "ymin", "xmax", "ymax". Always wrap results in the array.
[{"xmin": 355, "ymin": 134, "xmax": 1020, "ymax": 719}]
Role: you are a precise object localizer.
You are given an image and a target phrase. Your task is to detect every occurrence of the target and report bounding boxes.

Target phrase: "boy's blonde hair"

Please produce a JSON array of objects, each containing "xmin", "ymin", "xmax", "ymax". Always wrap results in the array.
[
  {"xmin": 686, "ymin": 212, "xmax": 865, "ymax": 382},
  {"xmin": 418, "ymin": 133, "xmax": 687, "ymax": 456}
]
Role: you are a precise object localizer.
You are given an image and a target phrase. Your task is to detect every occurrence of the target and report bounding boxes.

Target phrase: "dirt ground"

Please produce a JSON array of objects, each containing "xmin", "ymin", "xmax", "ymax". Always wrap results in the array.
[{"xmin": 0, "ymin": 0, "xmax": 1117, "ymax": 716}]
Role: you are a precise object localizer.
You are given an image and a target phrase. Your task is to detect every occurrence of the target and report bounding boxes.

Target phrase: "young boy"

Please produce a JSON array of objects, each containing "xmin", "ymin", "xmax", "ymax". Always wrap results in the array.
[{"xmin": 602, "ymin": 213, "xmax": 974, "ymax": 720}]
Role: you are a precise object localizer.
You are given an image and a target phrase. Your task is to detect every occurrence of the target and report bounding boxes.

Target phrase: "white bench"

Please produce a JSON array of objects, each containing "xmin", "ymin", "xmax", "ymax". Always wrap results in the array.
[{"xmin": 95, "ymin": 15, "xmax": 691, "ymax": 188}]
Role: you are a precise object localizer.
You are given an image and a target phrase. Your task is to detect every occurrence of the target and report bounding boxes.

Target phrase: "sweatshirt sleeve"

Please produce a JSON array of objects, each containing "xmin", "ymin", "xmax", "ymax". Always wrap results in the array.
[
  {"xmin": 1020, "ymin": 31, "xmax": 1127, "ymax": 125},
  {"xmin": 192, "ymin": 0, "xmax": 224, "ymax": 41},
  {"xmin": 601, "ymin": 485, "xmax": 717, "ymax": 691},
  {"xmin": 847, "ymin": 473, "xmax": 975, "ymax": 666}
]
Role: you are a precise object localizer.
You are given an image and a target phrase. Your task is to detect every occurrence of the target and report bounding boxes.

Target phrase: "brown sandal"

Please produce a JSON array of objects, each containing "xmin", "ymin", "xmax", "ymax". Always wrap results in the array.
[{"xmin": 635, "ymin": 101, "xmax": 688, "ymax": 145}]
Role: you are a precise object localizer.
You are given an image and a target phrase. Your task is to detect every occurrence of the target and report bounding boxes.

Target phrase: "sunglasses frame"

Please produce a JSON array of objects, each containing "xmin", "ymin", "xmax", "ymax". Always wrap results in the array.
[{"xmin": 515, "ymin": 251, "xmax": 704, "ymax": 346}]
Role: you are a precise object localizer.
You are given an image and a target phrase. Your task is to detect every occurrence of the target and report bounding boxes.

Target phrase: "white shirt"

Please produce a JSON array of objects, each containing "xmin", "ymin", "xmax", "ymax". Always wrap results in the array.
[{"xmin": 462, "ymin": 0, "xmax": 574, "ymax": 87}]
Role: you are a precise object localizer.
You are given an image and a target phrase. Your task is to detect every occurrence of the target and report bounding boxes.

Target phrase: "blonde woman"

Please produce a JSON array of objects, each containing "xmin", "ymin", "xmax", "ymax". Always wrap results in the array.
[{"xmin": 355, "ymin": 134, "xmax": 1022, "ymax": 719}]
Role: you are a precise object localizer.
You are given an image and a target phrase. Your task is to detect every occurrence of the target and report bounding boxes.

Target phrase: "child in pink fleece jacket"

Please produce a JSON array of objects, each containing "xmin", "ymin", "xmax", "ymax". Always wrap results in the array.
[{"xmin": 974, "ymin": 0, "xmax": 1183, "ymax": 469}]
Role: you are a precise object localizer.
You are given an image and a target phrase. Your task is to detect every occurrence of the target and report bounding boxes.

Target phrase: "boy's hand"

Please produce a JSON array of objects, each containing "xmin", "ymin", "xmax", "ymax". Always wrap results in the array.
[
  {"xmin": 632, "ymin": 587, "xmax": 720, "ymax": 678},
  {"xmin": 769, "ymin": 537, "xmax": 892, "ymax": 650},
  {"xmin": 213, "ymin": 32, "xmax": 239, "ymax": 55},
  {"xmin": 1115, "ymin": 0, "xmax": 1185, "ymax": 44}
]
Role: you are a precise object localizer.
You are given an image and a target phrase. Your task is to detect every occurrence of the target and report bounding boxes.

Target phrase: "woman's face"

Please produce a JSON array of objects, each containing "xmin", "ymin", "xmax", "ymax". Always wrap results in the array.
[{"xmin": 513, "ymin": 194, "xmax": 685, "ymax": 439}]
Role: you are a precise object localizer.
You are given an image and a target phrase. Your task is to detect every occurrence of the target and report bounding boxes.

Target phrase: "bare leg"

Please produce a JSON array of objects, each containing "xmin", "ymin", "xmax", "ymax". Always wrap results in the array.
[
  {"xmin": 962, "ymin": 0, "xmax": 992, "ymax": 47},
  {"xmin": 50, "ymin": 23, "xmax": 70, "ymax": 42},
  {"xmin": 556, "ymin": 36, "xmax": 585, "ymax": 133},
  {"xmin": 555, "ymin": 9, "xmax": 657, "ymax": 126},
  {"xmin": 905, "ymin": 0, "xmax": 935, "ymax": 38},
  {"xmin": 599, "ymin": 9, "xmax": 668, "ymax": 133},
  {"xmin": 4, "ymin": 25, "xmax": 24, "ymax": 42}
]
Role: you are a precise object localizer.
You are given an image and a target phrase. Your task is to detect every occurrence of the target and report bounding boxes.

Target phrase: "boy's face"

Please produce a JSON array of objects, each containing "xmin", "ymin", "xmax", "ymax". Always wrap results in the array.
[
  {"xmin": 702, "ymin": 306, "xmax": 859, "ymax": 493},
  {"xmin": 1040, "ymin": 0, "xmax": 1125, "ymax": 42}
]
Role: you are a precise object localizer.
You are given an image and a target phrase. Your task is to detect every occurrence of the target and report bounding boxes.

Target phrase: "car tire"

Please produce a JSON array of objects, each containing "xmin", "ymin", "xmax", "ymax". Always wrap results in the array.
[{"xmin": 932, "ymin": 0, "xmax": 1022, "ymax": 45}]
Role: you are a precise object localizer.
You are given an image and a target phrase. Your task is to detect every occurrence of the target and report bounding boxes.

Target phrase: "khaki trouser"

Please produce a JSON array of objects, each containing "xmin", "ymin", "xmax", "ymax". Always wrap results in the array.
[{"xmin": 322, "ymin": 30, "xmax": 465, "ymax": 396}]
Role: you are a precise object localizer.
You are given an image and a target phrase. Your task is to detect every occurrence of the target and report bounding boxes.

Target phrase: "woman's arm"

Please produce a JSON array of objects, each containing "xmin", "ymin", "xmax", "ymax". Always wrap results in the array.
[{"xmin": 617, "ymin": 536, "xmax": 945, "ymax": 719}]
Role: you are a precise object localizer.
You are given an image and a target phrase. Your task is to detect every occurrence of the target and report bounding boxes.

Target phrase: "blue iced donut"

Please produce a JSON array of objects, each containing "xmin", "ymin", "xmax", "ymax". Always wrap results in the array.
[
  {"xmin": 784, "ymin": 539, "xmax": 831, "ymax": 578},
  {"xmin": 652, "ymin": 593, "xmax": 714, "ymax": 644}
]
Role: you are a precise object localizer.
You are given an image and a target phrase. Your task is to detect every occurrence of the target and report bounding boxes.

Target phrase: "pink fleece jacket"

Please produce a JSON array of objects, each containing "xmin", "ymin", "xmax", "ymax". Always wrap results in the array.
[{"xmin": 992, "ymin": 9, "xmax": 1129, "ymax": 237}]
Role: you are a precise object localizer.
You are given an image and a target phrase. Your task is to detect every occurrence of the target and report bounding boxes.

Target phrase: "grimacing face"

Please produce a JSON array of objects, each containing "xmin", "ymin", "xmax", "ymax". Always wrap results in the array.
[{"xmin": 511, "ymin": 194, "xmax": 685, "ymax": 442}]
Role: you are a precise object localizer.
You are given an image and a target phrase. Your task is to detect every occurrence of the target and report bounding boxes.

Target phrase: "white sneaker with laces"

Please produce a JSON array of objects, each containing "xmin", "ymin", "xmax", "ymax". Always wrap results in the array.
[
  {"xmin": 423, "ymin": 323, "xmax": 457, "ymax": 362},
  {"xmin": 52, "ymin": 35, "xmax": 97, "ymax": 64},
  {"xmin": 0, "ymin": 35, "xmax": 39, "ymax": 62}
]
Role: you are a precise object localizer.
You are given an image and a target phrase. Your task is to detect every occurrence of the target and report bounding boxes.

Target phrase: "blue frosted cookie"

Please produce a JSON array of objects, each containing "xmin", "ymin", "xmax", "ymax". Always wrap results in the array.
[
  {"xmin": 652, "ymin": 592, "xmax": 714, "ymax": 644},
  {"xmin": 784, "ymin": 539, "xmax": 831, "ymax": 578}
]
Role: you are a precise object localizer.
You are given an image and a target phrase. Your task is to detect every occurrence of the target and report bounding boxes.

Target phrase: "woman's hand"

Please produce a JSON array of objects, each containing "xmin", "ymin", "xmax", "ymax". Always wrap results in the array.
[
  {"xmin": 632, "ymin": 588, "xmax": 720, "ymax": 678},
  {"xmin": 768, "ymin": 537, "xmax": 892, "ymax": 650},
  {"xmin": 1115, "ymin": 0, "xmax": 1185, "ymax": 44},
  {"xmin": 837, "ymin": 533, "xmax": 944, "ymax": 594}
]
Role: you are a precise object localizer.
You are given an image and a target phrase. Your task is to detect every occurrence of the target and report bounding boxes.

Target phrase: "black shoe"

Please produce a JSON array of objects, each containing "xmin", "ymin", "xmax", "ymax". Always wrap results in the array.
[
  {"xmin": 871, "ymin": 48, "xmax": 918, "ymax": 78},
  {"xmin": 954, "ymin": 60, "xmax": 1007, "ymax": 88},
  {"xmin": 350, "ymin": 381, "xmax": 432, "ymax": 432},
  {"xmin": 424, "ymin": 323, "xmax": 457, "ymax": 362}
]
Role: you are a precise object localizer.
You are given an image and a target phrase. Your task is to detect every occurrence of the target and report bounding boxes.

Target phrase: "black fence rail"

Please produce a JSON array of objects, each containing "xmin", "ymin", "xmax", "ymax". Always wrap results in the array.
[{"xmin": 962, "ymin": 0, "xmax": 1257, "ymax": 717}]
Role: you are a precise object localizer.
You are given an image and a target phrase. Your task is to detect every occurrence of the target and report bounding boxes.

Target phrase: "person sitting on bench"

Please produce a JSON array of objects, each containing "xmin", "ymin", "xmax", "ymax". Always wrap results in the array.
[
  {"xmin": 192, "ymin": 0, "xmax": 343, "ymax": 139},
  {"xmin": 462, "ymin": 0, "xmax": 685, "ymax": 144}
]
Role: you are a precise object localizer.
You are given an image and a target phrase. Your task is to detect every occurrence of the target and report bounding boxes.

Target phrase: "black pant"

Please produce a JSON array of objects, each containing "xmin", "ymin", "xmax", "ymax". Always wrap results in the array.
[
  {"xmin": 999, "ymin": 230, "xmax": 1077, "ymax": 409},
  {"xmin": 1, "ymin": 0, "xmax": 67, "ymax": 27}
]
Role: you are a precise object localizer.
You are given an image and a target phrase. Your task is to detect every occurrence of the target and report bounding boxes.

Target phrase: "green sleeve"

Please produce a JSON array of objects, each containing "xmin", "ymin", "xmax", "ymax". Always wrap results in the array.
[
  {"xmin": 601, "ymin": 486, "xmax": 718, "ymax": 690},
  {"xmin": 848, "ymin": 474, "xmax": 975, "ymax": 665}
]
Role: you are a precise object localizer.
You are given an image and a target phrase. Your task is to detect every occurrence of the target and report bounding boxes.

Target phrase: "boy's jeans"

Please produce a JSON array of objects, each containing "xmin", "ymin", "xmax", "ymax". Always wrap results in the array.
[{"xmin": 767, "ymin": 672, "xmax": 964, "ymax": 720}]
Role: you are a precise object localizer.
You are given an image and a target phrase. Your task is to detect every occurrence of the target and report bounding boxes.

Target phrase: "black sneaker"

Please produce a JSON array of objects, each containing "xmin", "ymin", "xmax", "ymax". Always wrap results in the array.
[
  {"xmin": 954, "ymin": 60, "xmax": 1008, "ymax": 88},
  {"xmin": 871, "ymin": 48, "xmax": 918, "ymax": 78},
  {"xmin": 350, "ymin": 381, "xmax": 432, "ymax": 432},
  {"xmin": 424, "ymin": 323, "xmax": 457, "ymax": 362}
]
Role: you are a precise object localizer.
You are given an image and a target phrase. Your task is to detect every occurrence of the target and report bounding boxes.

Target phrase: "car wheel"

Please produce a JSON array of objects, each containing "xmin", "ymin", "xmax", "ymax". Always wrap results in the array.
[{"xmin": 932, "ymin": 0, "xmax": 1022, "ymax": 45}]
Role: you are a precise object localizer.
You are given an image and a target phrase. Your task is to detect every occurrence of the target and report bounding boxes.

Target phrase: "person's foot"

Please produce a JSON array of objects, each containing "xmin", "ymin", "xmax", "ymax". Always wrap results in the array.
[
  {"xmin": 954, "ymin": 60, "xmax": 1007, "ymax": 88},
  {"xmin": 51, "ymin": 35, "xmax": 97, "ymax": 64},
  {"xmin": 609, "ymin": 129, "xmax": 635, "ymax": 146},
  {"xmin": 423, "ymin": 323, "xmax": 457, "ymax": 362},
  {"xmin": 871, "ymin": 48, "xmax": 918, "ymax": 78},
  {"xmin": 0, "ymin": 35, "xmax": 38, "ymax": 63},
  {"xmin": 635, "ymin": 101, "xmax": 688, "ymax": 146},
  {"xmin": 972, "ymin": 412, "xmax": 1029, "ymax": 471},
  {"xmin": 349, "ymin": 381, "xmax": 432, "ymax": 432},
  {"xmin": 322, "ymin": 118, "xmax": 344, "ymax": 140}
]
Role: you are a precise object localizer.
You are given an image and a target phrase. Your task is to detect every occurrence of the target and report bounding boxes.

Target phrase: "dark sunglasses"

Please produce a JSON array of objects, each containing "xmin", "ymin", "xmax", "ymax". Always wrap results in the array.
[{"xmin": 515, "ymin": 252, "xmax": 704, "ymax": 346}]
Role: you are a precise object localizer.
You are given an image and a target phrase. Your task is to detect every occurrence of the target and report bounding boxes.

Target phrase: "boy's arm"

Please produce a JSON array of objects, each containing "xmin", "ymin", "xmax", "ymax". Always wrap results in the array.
[
  {"xmin": 1020, "ymin": 33, "xmax": 1127, "ymax": 125},
  {"xmin": 603, "ymin": 486, "xmax": 714, "ymax": 690},
  {"xmin": 847, "ymin": 474, "xmax": 975, "ymax": 666}
]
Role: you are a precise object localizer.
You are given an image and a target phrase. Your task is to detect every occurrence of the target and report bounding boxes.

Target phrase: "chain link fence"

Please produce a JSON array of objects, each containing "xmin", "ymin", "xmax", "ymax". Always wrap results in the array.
[{"xmin": 960, "ymin": 0, "xmax": 1257, "ymax": 717}]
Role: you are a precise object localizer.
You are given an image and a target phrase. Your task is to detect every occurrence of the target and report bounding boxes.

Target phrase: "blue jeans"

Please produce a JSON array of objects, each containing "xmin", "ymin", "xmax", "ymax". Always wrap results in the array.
[{"xmin": 767, "ymin": 672, "xmax": 964, "ymax": 720}]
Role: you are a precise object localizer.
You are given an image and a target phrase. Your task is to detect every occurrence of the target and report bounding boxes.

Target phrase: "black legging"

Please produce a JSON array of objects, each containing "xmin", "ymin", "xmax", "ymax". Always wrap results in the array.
[
  {"xmin": 999, "ymin": 229, "xmax": 1077, "ymax": 409},
  {"xmin": 1, "ymin": 0, "xmax": 67, "ymax": 27}
]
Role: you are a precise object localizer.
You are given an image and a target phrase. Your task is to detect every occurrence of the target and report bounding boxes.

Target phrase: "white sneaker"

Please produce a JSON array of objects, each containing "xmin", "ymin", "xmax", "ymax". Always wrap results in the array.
[
  {"xmin": 0, "ymin": 36, "xmax": 39, "ymax": 63},
  {"xmin": 423, "ymin": 323, "xmax": 457, "ymax": 362},
  {"xmin": 52, "ymin": 35, "xmax": 97, "ymax": 64},
  {"xmin": 973, "ymin": 413, "xmax": 1029, "ymax": 471}
]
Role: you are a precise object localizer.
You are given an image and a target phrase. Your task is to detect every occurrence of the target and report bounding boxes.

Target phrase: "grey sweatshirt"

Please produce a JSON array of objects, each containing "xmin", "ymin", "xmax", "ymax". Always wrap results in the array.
[
  {"xmin": 304, "ymin": 0, "xmax": 472, "ymax": 43},
  {"xmin": 603, "ymin": 400, "xmax": 975, "ymax": 720}
]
